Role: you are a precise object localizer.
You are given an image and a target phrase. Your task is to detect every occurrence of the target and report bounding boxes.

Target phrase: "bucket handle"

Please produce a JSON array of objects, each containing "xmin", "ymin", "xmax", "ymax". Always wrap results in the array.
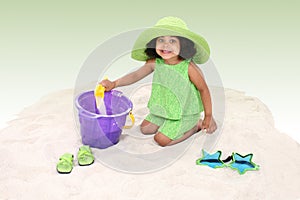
[{"xmin": 123, "ymin": 111, "xmax": 135, "ymax": 129}]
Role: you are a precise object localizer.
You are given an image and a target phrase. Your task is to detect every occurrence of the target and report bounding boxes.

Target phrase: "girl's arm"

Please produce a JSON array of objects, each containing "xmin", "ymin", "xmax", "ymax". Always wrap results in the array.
[
  {"xmin": 100, "ymin": 59, "xmax": 155, "ymax": 91},
  {"xmin": 188, "ymin": 62, "xmax": 217, "ymax": 133}
]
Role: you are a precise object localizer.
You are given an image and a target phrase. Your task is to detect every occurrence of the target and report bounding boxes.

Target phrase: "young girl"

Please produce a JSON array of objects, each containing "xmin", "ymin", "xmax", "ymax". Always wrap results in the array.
[{"xmin": 100, "ymin": 16, "xmax": 217, "ymax": 146}]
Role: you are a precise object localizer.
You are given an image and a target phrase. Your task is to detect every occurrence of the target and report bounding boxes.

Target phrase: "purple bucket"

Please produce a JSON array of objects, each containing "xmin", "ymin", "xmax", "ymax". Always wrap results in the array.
[{"xmin": 75, "ymin": 90, "xmax": 133, "ymax": 149}]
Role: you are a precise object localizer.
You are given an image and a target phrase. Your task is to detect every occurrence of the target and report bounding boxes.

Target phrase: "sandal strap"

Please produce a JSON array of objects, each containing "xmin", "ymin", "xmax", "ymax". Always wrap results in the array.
[
  {"xmin": 78, "ymin": 150, "xmax": 93, "ymax": 158},
  {"xmin": 58, "ymin": 153, "xmax": 73, "ymax": 164},
  {"xmin": 78, "ymin": 146, "xmax": 93, "ymax": 158}
]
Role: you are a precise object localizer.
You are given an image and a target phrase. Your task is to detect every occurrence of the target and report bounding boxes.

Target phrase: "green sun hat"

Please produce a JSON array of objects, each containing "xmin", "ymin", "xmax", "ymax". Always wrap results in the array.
[{"xmin": 131, "ymin": 16, "xmax": 210, "ymax": 64}]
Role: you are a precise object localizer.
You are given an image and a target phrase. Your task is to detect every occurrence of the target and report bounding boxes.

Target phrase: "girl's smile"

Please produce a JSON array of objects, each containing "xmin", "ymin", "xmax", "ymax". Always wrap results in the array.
[{"xmin": 156, "ymin": 36, "xmax": 181, "ymax": 63}]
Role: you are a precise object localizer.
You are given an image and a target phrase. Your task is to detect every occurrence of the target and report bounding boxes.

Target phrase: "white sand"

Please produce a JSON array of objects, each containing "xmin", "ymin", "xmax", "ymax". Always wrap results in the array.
[{"xmin": 0, "ymin": 86, "xmax": 300, "ymax": 200}]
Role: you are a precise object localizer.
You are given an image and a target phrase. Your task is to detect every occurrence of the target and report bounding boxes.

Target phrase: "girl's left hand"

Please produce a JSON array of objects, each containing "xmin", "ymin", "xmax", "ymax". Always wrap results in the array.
[{"xmin": 201, "ymin": 116, "xmax": 217, "ymax": 134}]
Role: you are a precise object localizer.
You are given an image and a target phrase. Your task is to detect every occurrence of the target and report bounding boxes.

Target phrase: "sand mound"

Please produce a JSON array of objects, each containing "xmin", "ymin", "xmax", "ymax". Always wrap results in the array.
[{"xmin": 0, "ymin": 87, "xmax": 299, "ymax": 200}]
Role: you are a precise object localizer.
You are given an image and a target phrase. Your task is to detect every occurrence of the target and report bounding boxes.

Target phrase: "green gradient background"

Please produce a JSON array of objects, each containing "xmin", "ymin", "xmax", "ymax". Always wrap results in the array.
[{"xmin": 1, "ymin": 1, "xmax": 299, "ymax": 141}]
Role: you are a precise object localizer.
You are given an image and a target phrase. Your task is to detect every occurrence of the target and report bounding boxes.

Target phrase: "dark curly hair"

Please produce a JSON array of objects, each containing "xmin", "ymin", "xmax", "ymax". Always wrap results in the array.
[{"xmin": 144, "ymin": 36, "xmax": 196, "ymax": 60}]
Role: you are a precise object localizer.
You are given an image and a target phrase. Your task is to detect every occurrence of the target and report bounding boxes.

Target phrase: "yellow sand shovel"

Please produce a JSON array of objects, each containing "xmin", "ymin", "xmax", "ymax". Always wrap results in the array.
[{"xmin": 94, "ymin": 84, "xmax": 107, "ymax": 115}]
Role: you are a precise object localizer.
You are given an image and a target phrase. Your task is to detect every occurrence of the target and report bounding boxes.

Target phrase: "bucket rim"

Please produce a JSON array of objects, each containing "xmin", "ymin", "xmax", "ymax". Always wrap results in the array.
[{"xmin": 75, "ymin": 90, "xmax": 133, "ymax": 118}]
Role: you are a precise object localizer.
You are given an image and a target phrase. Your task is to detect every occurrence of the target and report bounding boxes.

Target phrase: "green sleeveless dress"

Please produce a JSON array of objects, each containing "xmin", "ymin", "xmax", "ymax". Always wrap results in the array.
[{"xmin": 148, "ymin": 58, "xmax": 203, "ymax": 120}]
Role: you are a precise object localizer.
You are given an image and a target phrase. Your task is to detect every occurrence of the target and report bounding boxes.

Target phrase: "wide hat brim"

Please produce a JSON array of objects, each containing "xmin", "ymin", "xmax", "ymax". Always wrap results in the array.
[{"xmin": 131, "ymin": 25, "xmax": 210, "ymax": 64}]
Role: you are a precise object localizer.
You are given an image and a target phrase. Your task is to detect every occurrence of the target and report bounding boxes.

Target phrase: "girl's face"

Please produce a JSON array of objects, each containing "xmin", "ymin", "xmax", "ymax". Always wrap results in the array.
[{"xmin": 155, "ymin": 36, "xmax": 181, "ymax": 61}]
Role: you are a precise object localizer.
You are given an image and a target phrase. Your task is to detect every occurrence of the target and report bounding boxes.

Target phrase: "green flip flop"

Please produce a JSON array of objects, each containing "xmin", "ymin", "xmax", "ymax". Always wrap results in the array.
[
  {"xmin": 77, "ymin": 145, "xmax": 95, "ymax": 166},
  {"xmin": 56, "ymin": 153, "xmax": 74, "ymax": 174}
]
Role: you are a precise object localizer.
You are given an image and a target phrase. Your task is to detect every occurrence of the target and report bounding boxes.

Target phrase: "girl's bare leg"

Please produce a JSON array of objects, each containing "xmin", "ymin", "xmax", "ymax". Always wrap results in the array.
[
  {"xmin": 154, "ymin": 120, "xmax": 202, "ymax": 147},
  {"xmin": 140, "ymin": 119, "xmax": 159, "ymax": 135}
]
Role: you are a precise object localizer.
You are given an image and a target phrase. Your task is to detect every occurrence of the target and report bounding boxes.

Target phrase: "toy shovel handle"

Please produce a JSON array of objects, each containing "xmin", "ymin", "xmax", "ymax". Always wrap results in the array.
[{"xmin": 123, "ymin": 111, "xmax": 135, "ymax": 129}]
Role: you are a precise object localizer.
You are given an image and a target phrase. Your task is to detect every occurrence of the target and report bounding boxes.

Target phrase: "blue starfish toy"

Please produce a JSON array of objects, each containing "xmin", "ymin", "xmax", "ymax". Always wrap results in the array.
[
  {"xmin": 228, "ymin": 152, "xmax": 260, "ymax": 175},
  {"xmin": 196, "ymin": 150, "xmax": 226, "ymax": 169}
]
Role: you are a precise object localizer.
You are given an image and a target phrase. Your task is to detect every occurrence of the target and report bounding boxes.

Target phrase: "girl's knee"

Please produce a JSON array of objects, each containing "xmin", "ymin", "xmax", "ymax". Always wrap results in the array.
[
  {"xmin": 140, "ymin": 120, "xmax": 158, "ymax": 135},
  {"xmin": 140, "ymin": 126, "xmax": 154, "ymax": 135},
  {"xmin": 154, "ymin": 133, "xmax": 172, "ymax": 147}
]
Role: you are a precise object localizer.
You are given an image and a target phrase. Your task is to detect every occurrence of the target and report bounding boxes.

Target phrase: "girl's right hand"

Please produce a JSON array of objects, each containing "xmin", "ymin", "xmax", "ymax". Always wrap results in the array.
[{"xmin": 99, "ymin": 79, "xmax": 116, "ymax": 91}]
